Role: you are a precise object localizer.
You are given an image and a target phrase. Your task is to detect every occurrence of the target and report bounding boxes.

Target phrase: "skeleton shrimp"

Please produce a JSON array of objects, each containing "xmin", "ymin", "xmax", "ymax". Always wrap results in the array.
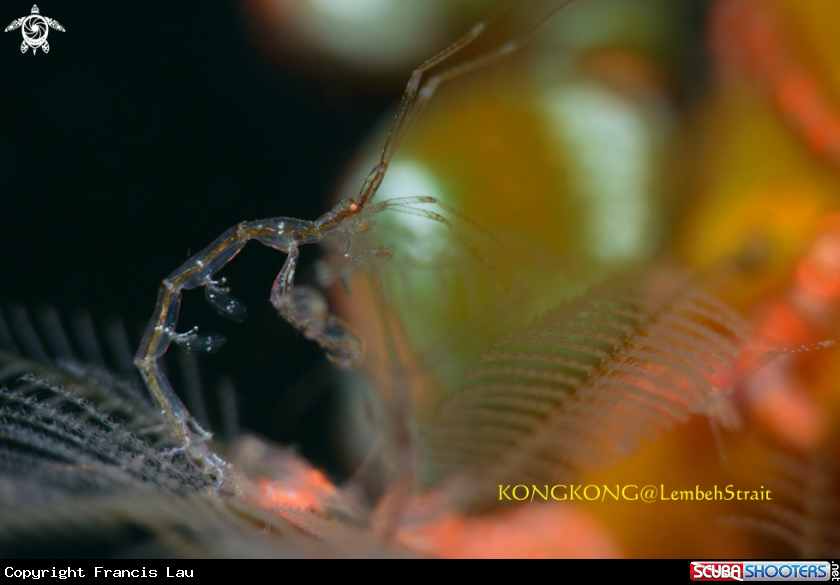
[{"xmin": 134, "ymin": 0, "xmax": 577, "ymax": 473}]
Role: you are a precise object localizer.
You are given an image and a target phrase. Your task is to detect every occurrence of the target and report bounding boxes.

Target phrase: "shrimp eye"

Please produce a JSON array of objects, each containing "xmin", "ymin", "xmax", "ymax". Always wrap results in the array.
[{"xmin": 349, "ymin": 203, "xmax": 359, "ymax": 212}]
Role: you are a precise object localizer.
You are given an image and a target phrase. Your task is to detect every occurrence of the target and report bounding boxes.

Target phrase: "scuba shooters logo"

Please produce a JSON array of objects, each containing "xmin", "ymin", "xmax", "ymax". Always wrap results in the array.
[{"xmin": 690, "ymin": 561, "xmax": 833, "ymax": 581}]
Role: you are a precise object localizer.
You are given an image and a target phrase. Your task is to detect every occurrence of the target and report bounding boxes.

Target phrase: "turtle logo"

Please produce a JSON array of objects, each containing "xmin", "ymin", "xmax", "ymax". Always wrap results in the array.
[{"xmin": 5, "ymin": 5, "xmax": 64, "ymax": 55}]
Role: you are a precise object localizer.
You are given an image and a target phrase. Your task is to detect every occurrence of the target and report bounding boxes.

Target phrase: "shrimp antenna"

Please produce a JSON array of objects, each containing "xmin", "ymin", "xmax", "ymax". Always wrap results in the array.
[{"xmin": 356, "ymin": 0, "xmax": 581, "ymax": 207}]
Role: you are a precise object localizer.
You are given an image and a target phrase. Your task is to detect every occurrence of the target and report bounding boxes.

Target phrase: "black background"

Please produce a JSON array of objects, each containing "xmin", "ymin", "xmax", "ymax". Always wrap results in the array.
[{"xmin": 0, "ymin": 1, "xmax": 392, "ymax": 472}]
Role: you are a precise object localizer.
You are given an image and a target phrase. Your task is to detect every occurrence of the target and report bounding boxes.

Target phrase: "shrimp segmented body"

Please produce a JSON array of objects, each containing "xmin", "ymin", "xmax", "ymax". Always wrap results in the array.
[
  {"xmin": 133, "ymin": 215, "xmax": 365, "ymax": 450},
  {"xmin": 134, "ymin": 0, "xmax": 576, "ymax": 469}
]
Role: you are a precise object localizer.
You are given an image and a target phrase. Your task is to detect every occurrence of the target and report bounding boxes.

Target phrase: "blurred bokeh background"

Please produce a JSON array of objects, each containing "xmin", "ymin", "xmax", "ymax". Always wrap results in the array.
[{"xmin": 2, "ymin": 0, "xmax": 840, "ymax": 558}]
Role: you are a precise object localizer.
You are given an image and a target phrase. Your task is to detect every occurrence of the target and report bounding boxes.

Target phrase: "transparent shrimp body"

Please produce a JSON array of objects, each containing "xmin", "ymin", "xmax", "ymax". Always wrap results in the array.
[
  {"xmin": 135, "ymin": 1, "xmax": 582, "ymax": 472},
  {"xmin": 133, "ymin": 209, "xmax": 370, "ymax": 449}
]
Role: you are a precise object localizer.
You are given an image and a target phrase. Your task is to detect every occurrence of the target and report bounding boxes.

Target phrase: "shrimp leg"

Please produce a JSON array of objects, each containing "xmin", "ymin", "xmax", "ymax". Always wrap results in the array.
[{"xmin": 135, "ymin": 219, "xmax": 340, "ymax": 446}]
